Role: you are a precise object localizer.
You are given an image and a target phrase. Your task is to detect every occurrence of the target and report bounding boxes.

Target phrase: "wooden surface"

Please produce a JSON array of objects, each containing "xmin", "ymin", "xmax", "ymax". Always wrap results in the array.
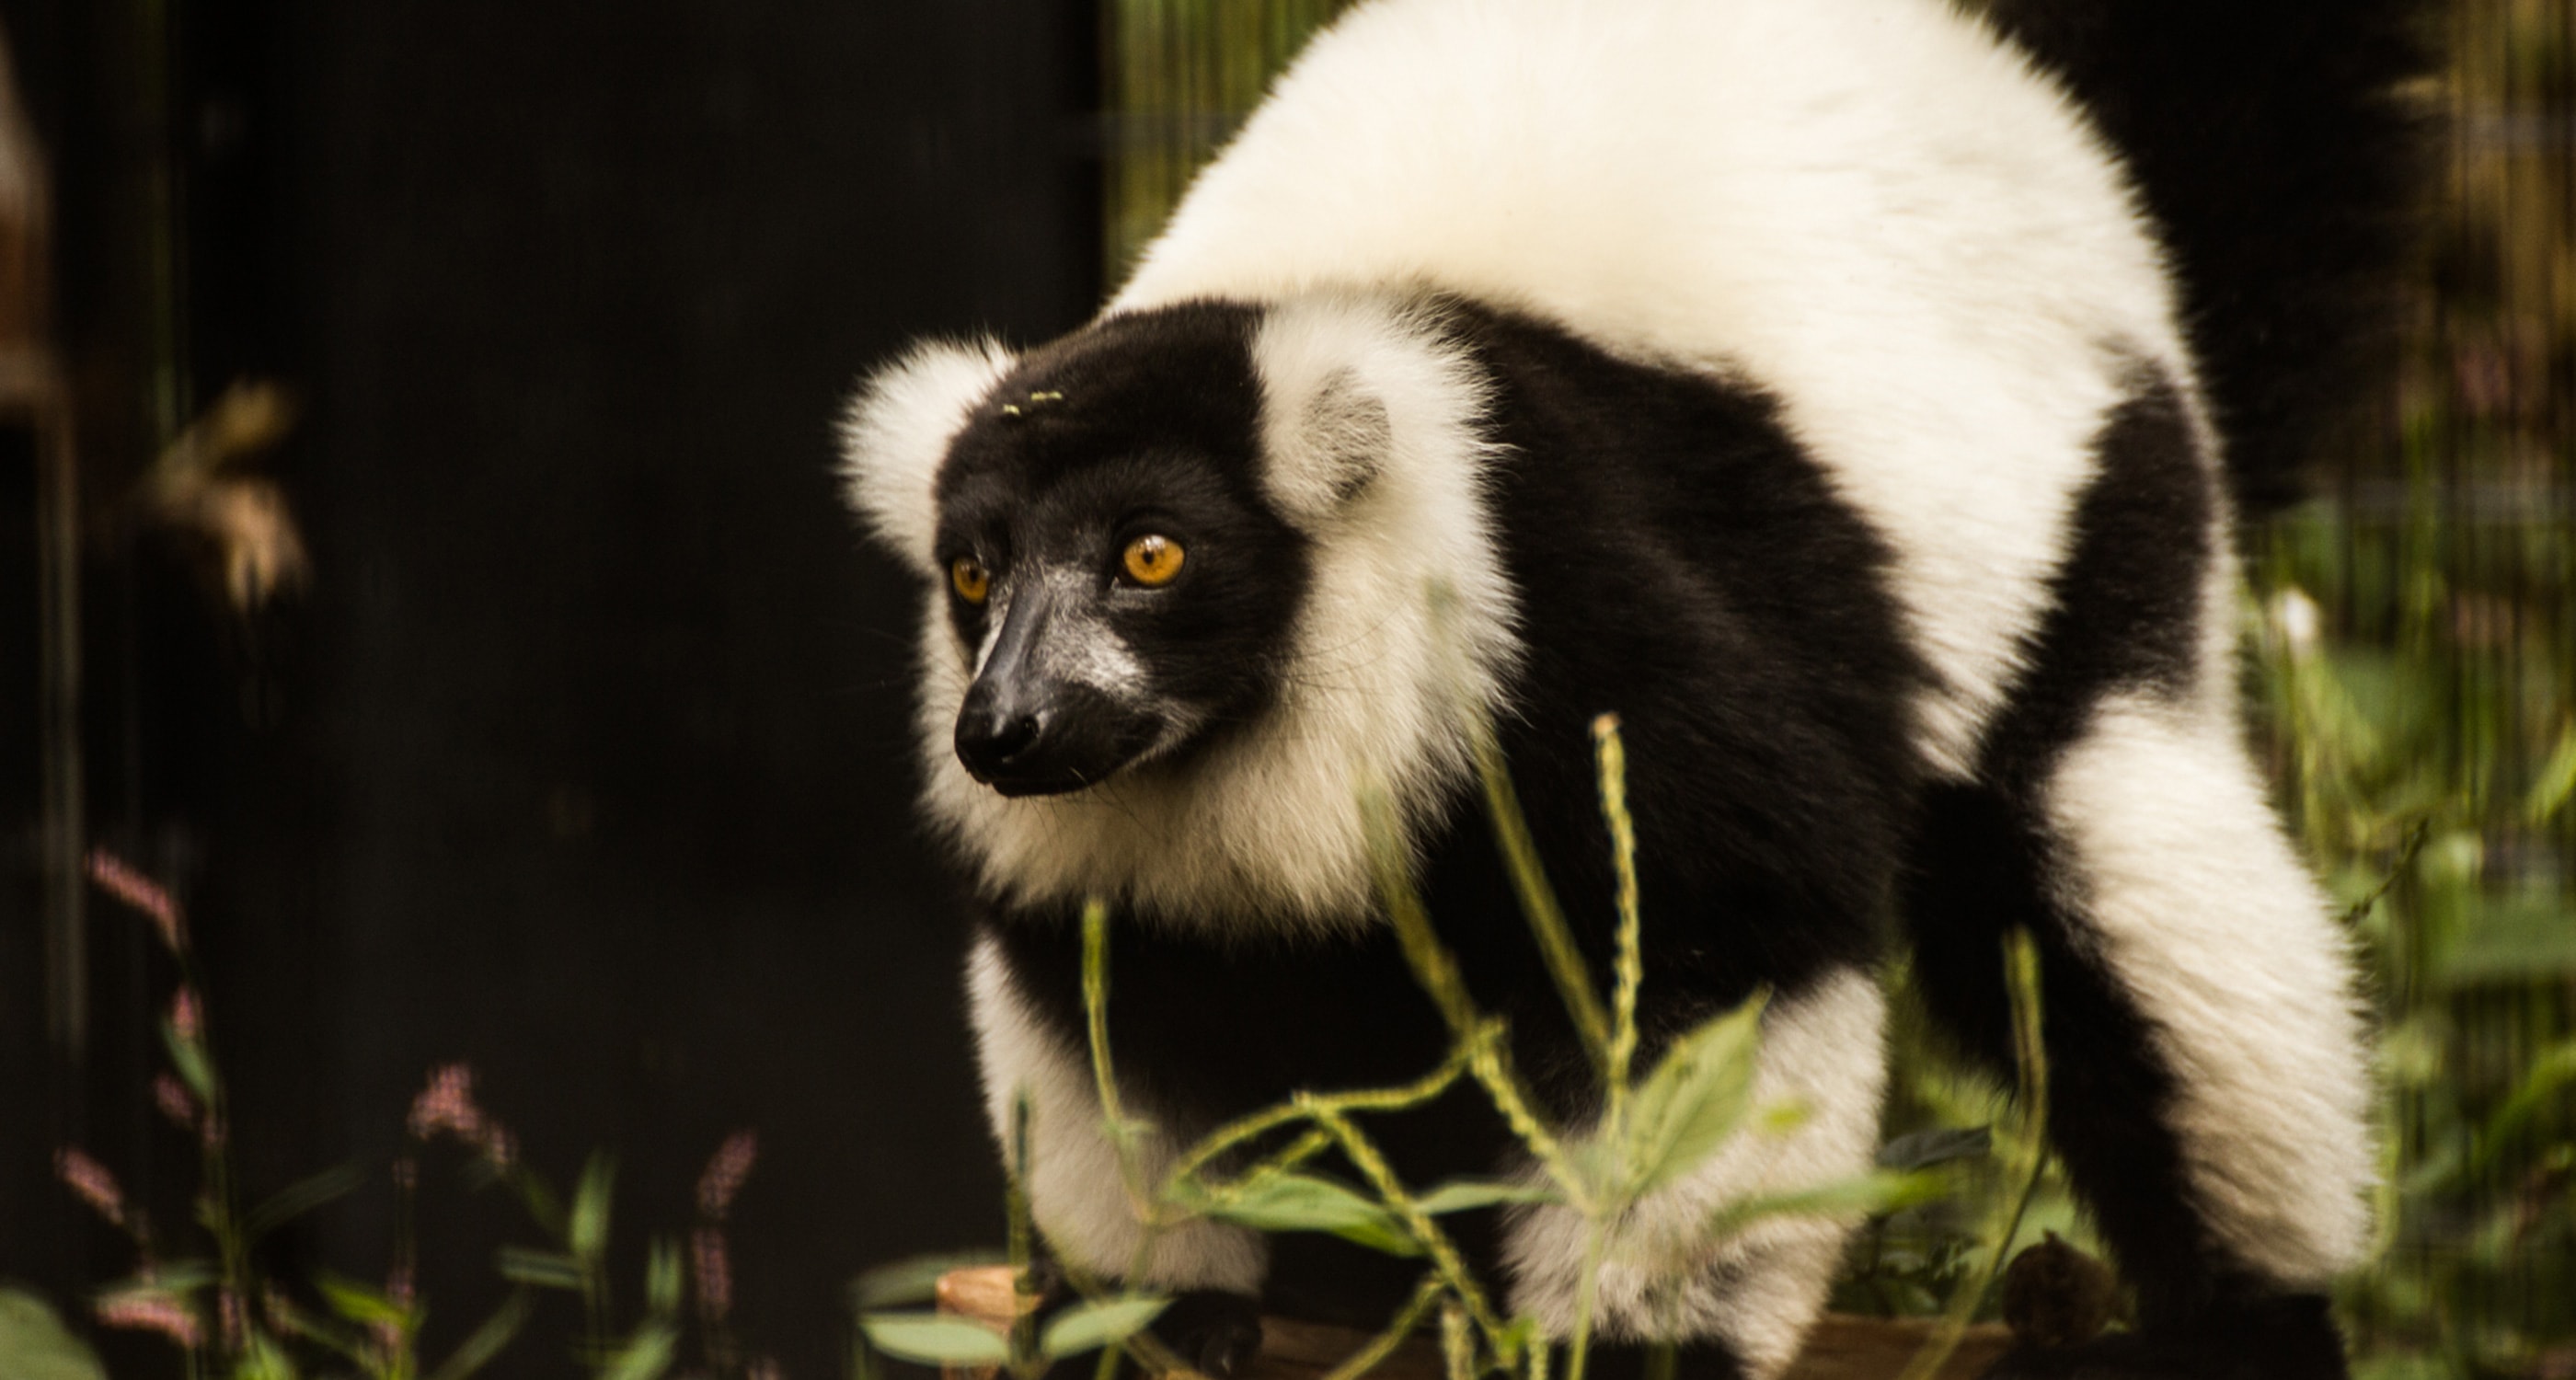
[{"xmin": 936, "ymin": 1268, "xmax": 2011, "ymax": 1380}]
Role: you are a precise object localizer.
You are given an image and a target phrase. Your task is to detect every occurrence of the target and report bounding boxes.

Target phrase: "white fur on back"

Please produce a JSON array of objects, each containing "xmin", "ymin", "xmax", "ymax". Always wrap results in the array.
[
  {"xmin": 1114, "ymin": 0, "xmax": 2191, "ymax": 776},
  {"xmin": 916, "ymin": 298, "xmax": 1518, "ymax": 931},
  {"xmin": 839, "ymin": 339, "xmax": 1018, "ymax": 567}
]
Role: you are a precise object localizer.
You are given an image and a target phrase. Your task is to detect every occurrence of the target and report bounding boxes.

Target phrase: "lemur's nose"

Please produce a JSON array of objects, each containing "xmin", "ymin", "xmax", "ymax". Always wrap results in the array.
[{"xmin": 957, "ymin": 700, "xmax": 1042, "ymax": 773}]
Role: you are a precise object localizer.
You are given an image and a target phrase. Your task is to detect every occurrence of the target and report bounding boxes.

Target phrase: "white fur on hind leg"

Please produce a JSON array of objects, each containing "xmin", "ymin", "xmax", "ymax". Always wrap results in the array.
[
  {"xmin": 2041, "ymin": 691, "xmax": 2375, "ymax": 1287},
  {"xmin": 1501, "ymin": 970, "xmax": 1889, "ymax": 1380}
]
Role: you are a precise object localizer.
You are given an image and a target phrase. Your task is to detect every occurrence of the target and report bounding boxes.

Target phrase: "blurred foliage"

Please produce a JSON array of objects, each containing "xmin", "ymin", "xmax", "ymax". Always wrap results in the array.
[
  {"xmin": 1100, "ymin": 0, "xmax": 1356, "ymax": 288},
  {"xmin": 2260, "ymin": 1, "xmax": 2576, "ymax": 1373}
]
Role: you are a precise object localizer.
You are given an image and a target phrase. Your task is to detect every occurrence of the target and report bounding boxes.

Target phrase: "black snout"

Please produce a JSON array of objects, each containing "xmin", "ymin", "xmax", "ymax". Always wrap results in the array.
[
  {"xmin": 955, "ymin": 675, "xmax": 1152, "ymax": 796},
  {"xmin": 954, "ymin": 686, "xmax": 1051, "ymax": 788},
  {"xmin": 953, "ymin": 583, "xmax": 1163, "ymax": 796}
]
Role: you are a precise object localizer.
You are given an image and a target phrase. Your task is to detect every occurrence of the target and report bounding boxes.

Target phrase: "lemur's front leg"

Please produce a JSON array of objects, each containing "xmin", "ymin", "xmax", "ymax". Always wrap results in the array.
[{"xmin": 970, "ymin": 937, "xmax": 1271, "ymax": 1378}]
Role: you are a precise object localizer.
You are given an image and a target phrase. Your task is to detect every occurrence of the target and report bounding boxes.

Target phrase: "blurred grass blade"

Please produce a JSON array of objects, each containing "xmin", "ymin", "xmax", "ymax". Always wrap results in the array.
[
  {"xmin": 2524, "ymin": 721, "xmax": 2576, "ymax": 824},
  {"xmin": 1040, "ymin": 1296, "xmax": 1170, "ymax": 1358},
  {"xmin": 246, "ymin": 1164, "xmax": 364, "ymax": 1239},
  {"xmin": 647, "ymin": 1236, "xmax": 683, "ymax": 1317},
  {"xmin": 1622, "ymin": 995, "xmax": 1766, "ymax": 1194},
  {"xmin": 570, "ymin": 1151, "xmax": 615, "ymax": 1261},
  {"xmin": 0, "ymin": 1286, "xmax": 109, "ymax": 1380},
  {"xmin": 1472, "ymin": 730, "xmax": 1611, "ymax": 1069},
  {"xmin": 1875, "ymin": 1127, "xmax": 1991, "ymax": 1171},
  {"xmin": 2467, "ymin": 1039, "xmax": 2576, "ymax": 1177},
  {"xmin": 600, "ymin": 1319, "xmax": 678, "ymax": 1380},
  {"xmin": 1701, "ymin": 1170, "xmax": 1945, "ymax": 1240},
  {"xmin": 98, "ymin": 1261, "xmax": 218, "ymax": 1296},
  {"xmin": 494, "ymin": 1246, "xmax": 584, "ymax": 1290},
  {"xmin": 850, "ymin": 1250, "xmax": 1008, "ymax": 1311},
  {"xmin": 315, "ymin": 1270, "xmax": 412, "ymax": 1330},
  {"xmin": 861, "ymin": 1312, "xmax": 1014, "ymax": 1366},
  {"xmin": 1413, "ymin": 1179, "xmax": 1558, "ymax": 1215},
  {"xmin": 425, "ymin": 1290, "xmax": 533, "ymax": 1380},
  {"xmin": 161, "ymin": 1016, "xmax": 216, "ymax": 1101}
]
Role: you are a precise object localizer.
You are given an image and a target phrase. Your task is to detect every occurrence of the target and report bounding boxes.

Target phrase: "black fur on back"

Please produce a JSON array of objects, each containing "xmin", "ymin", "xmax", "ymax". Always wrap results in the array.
[{"xmin": 1985, "ymin": 0, "xmax": 2440, "ymax": 518}]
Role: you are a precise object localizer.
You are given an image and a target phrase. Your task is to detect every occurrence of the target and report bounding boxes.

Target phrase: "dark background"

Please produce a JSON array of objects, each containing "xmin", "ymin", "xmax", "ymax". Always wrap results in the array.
[{"xmin": 2, "ymin": 1, "xmax": 1101, "ymax": 1374}]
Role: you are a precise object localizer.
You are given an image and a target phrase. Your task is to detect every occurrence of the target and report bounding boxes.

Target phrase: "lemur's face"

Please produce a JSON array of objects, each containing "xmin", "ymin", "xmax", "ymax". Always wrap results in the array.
[{"xmin": 931, "ymin": 306, "xmax": 1312, "ymax": 797}]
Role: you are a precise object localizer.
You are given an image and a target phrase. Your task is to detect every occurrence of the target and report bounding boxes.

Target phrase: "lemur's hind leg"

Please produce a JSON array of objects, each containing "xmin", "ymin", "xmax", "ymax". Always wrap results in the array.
[
  {"xmin": 1904, "ymin": 693, "xmax": 2373, "ymax": 1379},
  {"xmin": 1499, "ymin": 969, "xmax": 1892, "ymax": 1380}
]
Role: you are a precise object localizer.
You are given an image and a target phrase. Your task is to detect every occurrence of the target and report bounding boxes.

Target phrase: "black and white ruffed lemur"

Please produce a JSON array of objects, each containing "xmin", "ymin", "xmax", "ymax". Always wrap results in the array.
[{"xmin": 835, "ymin": 1, "xmax": 2434, "ymax": 1376}]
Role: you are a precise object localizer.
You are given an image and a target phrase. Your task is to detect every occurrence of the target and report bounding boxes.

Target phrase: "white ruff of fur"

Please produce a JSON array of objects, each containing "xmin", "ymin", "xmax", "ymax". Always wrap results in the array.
[
  {"xmin": 1112, "ymin": 0, "xmax": 2193, "ymax": 777},
  {"xmin": 914, "ymin": 297, "xmax": 1519, "ymax": 932},
  {"xmin": 1500, "ymin": 971, "xmax": 1889, "ymax": 1379},
  {"xmin": 837, "ymin": 338, "xmax": 1018, "ymax": 568},
  {"xmin": 964, "ymin": 937, "xmax": 1269, "ymax": 1291}
]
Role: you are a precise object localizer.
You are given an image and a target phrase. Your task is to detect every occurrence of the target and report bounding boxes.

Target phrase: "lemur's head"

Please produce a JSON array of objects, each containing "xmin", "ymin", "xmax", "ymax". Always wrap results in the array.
[
  {"xmin": 839, "ymin": 293, "xmax": 1517, "ymax": 920},
  {"xmin": 903, "ymin": 304, "xmax": 1311, "ymax": 795}
]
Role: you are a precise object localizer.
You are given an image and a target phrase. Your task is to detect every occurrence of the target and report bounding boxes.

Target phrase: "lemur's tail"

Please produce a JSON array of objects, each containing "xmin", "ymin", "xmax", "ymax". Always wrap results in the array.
[{"xmin": 1986, "ymin": 0, "xmax": 2442, "ymax": 518}]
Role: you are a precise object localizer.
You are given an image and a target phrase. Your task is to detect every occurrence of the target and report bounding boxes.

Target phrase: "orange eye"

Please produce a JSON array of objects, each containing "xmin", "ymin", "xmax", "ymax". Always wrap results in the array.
[
  {"xmin": 1121, "ymin": 535, "xmax": 1185, "ymax": 587},
  {"xmin": 950, "ymin": 557, "xmax": 990, "ymax": 604}
]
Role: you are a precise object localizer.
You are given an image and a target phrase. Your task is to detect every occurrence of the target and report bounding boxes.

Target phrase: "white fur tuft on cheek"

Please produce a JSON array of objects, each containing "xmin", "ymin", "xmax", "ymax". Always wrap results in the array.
[{"xmin": 837, "ymin": 339, "xmax": 1018, "ymax": 568}]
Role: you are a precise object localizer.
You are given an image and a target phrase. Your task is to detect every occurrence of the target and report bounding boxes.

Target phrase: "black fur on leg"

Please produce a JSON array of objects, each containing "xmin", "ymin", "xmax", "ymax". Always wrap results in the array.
[
  {"xmin": 1034, "ymin": 1286, "xmax": 1264, "ymax": 1380},
  {"xmin": 1142, "ymin": 1290, "xmax": 1265, "ymax": 1380},
  {"xmin": 1980, "ymin": 1290, "xmax": 2348, "ymax": 1380},
  {"xmin": 1581, "ymin": 1338, "xmax": 1752, "ymax": 1380}
]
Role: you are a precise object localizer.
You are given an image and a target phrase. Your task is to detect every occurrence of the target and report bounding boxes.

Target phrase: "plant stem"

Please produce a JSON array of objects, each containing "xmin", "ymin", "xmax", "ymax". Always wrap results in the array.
[
  {"xmin": 1564, "ymin": 1222, "xmax": 1608, "ymax": 1380},
  {"xmin": 1300, "ymin": 1100, "xmax": 1508, "ymax": 1344},
  {"xmin": 1317, "ymin": 1273, "xmax": 1448, "ymax": 1380},
  {"xmin": 1007, "ymin": 1090, "xmax": 1043, "ymax": 1380},
  {"xmin": 1470, "ymin": 729, "xmax": 1612, "ymax": 1074},
  {"xmin": 1593, "ymin": 714, "xmax": 1645, "ymax": 1156},
  {"xmin": 1894, "ymin": 928, "xmax": 2049, "ymax": 1380}
]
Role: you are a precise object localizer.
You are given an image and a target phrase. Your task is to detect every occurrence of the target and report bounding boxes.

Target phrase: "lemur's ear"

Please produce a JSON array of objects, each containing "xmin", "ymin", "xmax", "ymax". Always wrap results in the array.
[
  {"xmin": 1251, "ymin": 295, "xmax": 1485, "ymax": 527},
  {"xmin": 838, "ymin": 339, "xmax": 1018, "ymax": 567}
]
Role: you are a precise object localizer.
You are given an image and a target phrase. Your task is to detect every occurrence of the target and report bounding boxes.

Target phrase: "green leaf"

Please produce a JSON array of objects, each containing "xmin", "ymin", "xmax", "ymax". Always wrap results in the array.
[
  {"xmin": 2432, "ymin": 892, "xmax": 2576, "ymax": 985},
  {"xmin": 1190, "ymin": 1173, "xmax": 1422, "ymax": 1257},
  {"xmin": 0, "ymin": 1287, "xmax": 109, "ymax": 1380},
  {"xmin": 425, "ymin": 1290, "xmax": 533, "ymax": 1380},
  {"xmin": 1412, "ymin": 1179, "xmax": 1558, "ymax": 1215},
  {"xmin": 315, "ymin": 1271, "xmax": 413, "ymax": 1331},
  {"xmin": 247, "ymin": 1164, "xmax": 365, "ymax": 1240},
  {"xmin": 98, "ymin": 1261, "xmax": 219, "ymax": 1298},
  {"xmin": 231, "ymin": 1332, "xmax": 300, "ymax": 1380},
  {"xmin": 494, "ymin": 1246, "xmax": 584, "ymax": 1290},
  {"xmin": 569, "ymin": 1151, "xmax": 615, "ymax": 1262},
  {"xmin": 2525, "ymin": 721, "xmax": 2576, "ymax": 824},
  {"xmin": 1702, "ymin": 1170, "xmax": 1946, "ymax": 1240},
  {"xmin": 1875, "ymin": 1127, "xmax": 1991, "ymax": 1171},
  {"xmin": 600, "ymin": 1320, "xmax": 678, "ymax": 1380},
  {"xmin": 859, "ymin": 1312, "xmax": 1013, "ymax": 1366},
  {"xmin": 1621, "ymin": 995, "xmax": 1766, "ymax": 1194},
  {"xmin": 162, "ymin": 1017, "xmax": 217, "ymax": 1101},
  {"xmin": 849, "ymin": 1250, "xmax": 1007, "ymax": 1311},
  {"xmin": 2472, "ymin": 1039, "xmax": 2576, "ymax": 1168},
  {"xmin": 1039, "ymin": 1296, "xmax": 1170, "ymax": 1358},
  {"xmin": 646, "ymin": 1237, "xmax": 683, "ymax": 1317}
]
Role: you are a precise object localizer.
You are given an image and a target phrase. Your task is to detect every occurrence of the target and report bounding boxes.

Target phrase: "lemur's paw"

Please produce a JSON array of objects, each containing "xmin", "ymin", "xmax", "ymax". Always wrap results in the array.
[{"xmin": 1143, "ymin": 1290, "xmax": 1263, "ymax": 1379}]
